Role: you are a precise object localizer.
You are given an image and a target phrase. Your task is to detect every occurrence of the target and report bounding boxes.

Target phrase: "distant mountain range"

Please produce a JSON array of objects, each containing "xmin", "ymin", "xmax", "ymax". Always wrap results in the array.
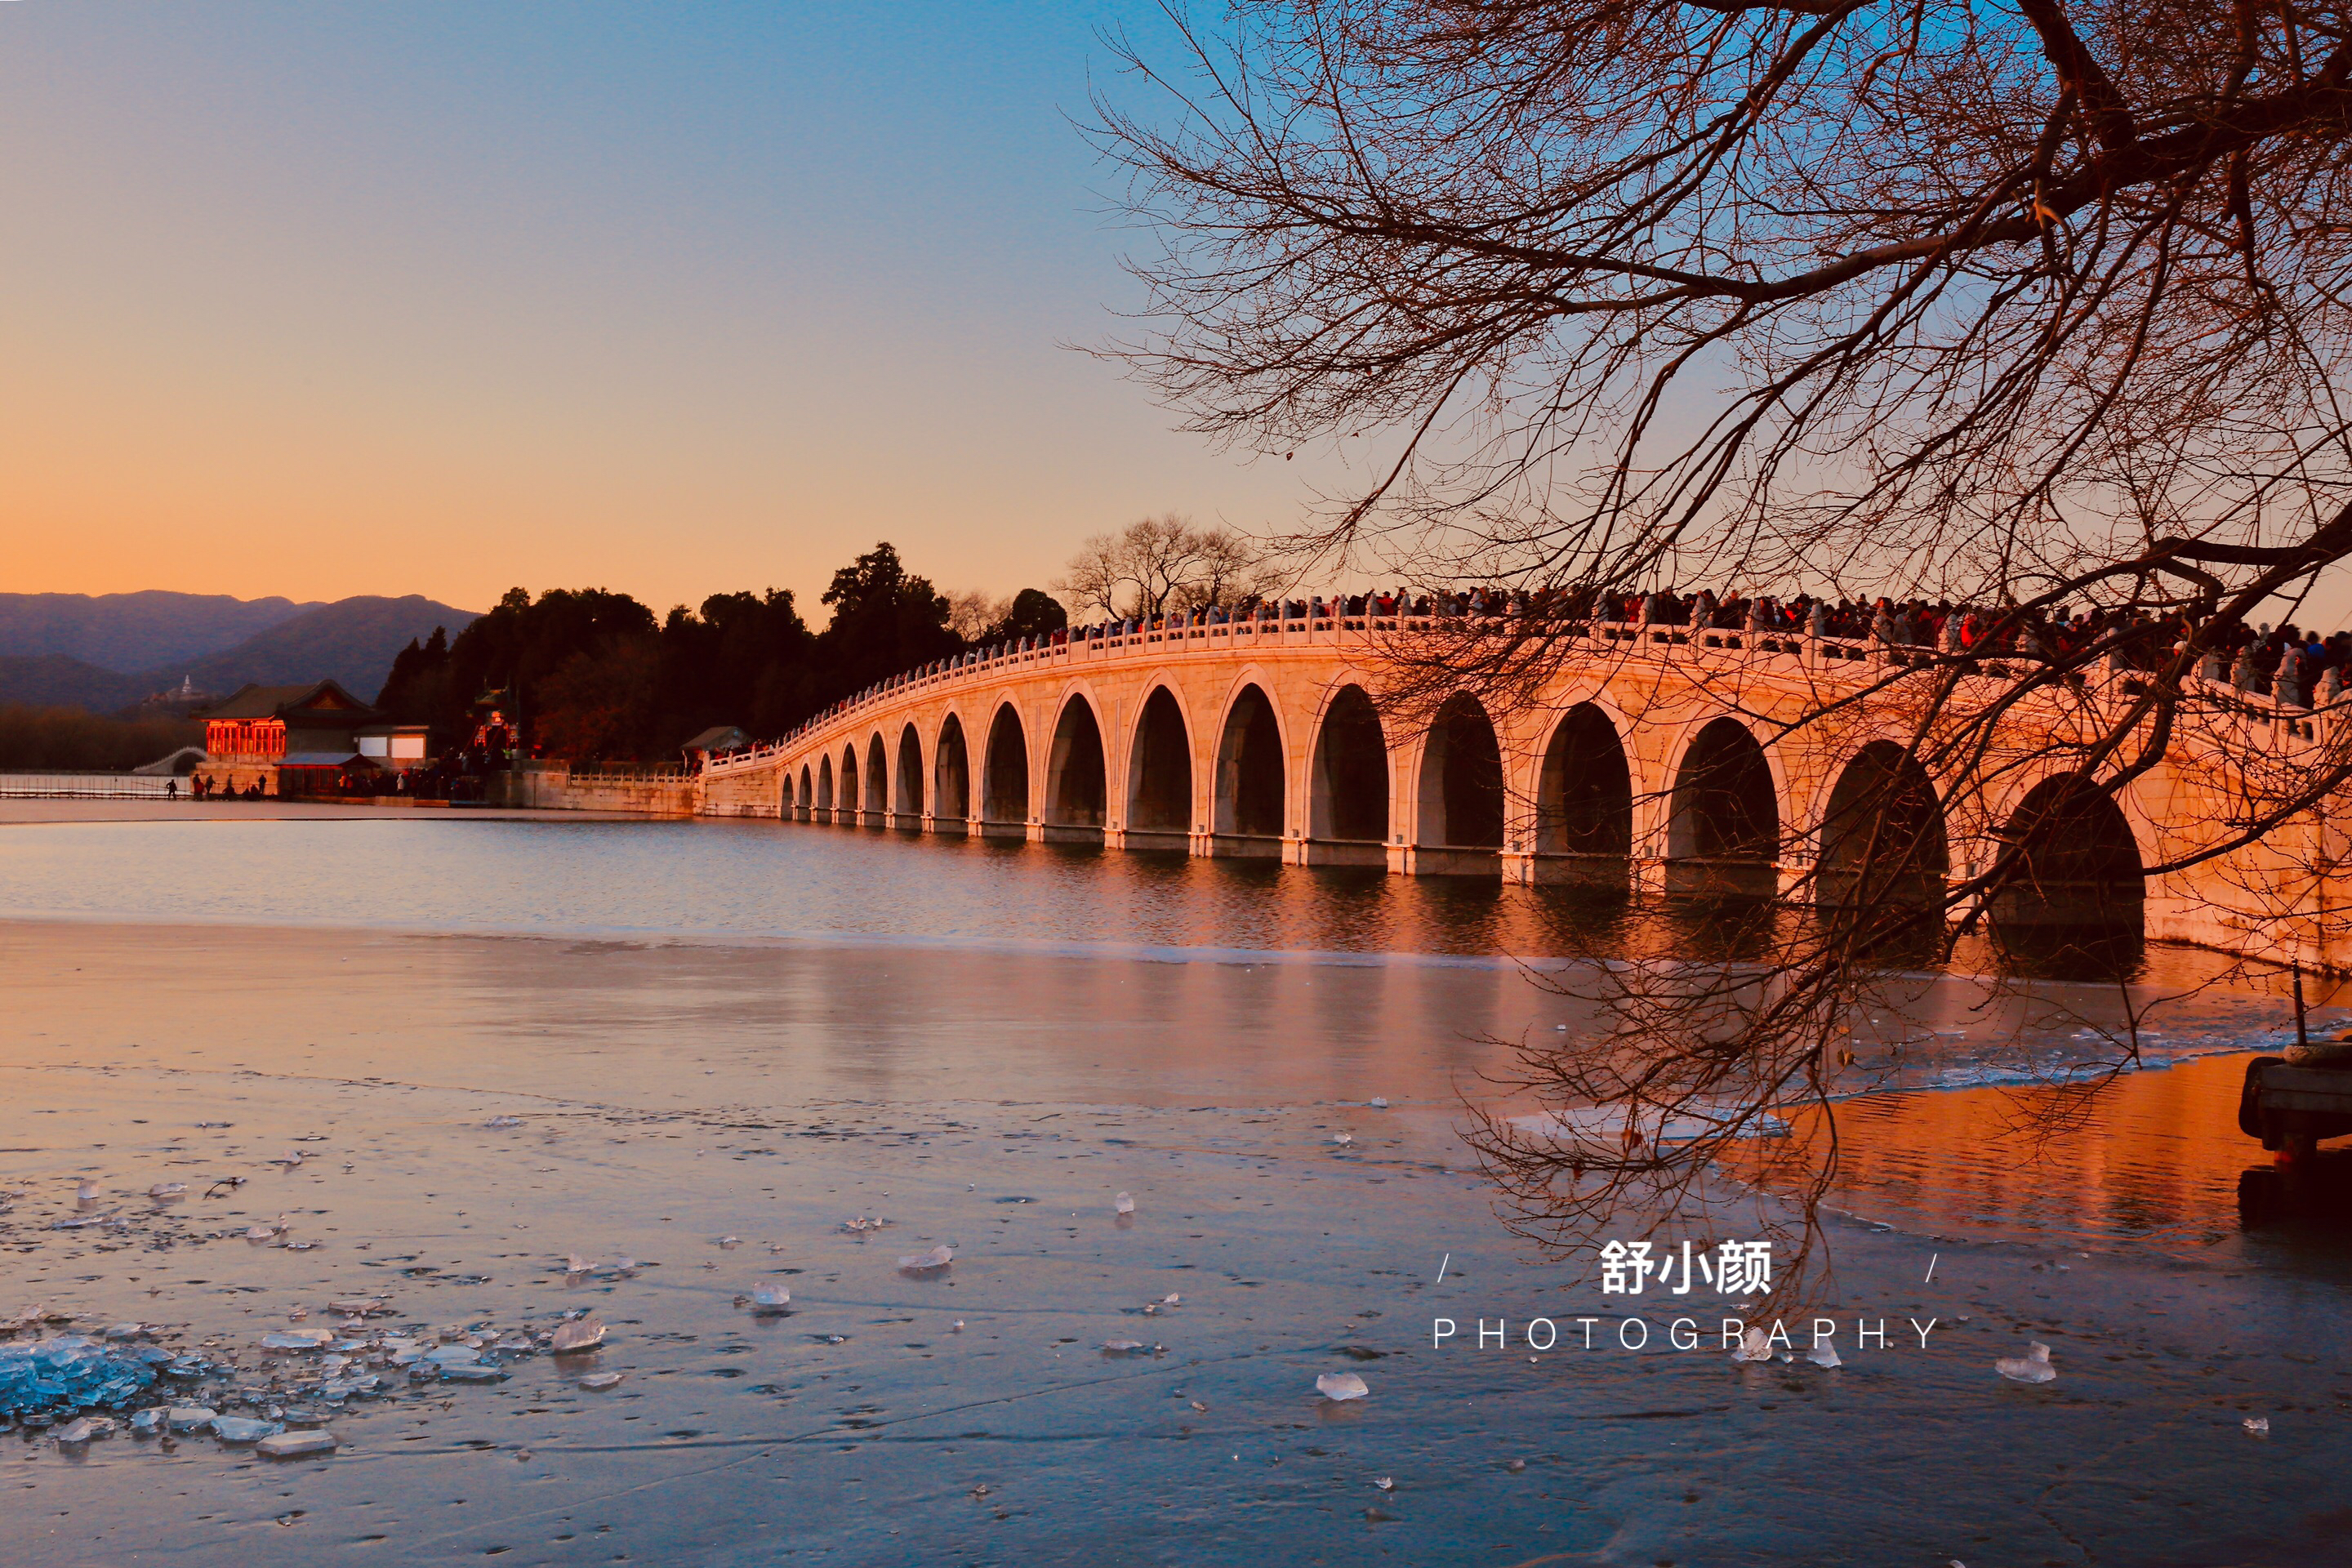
[{"xmin": 0, "ymin": 592, "xmax": 479, "ymax": 712}]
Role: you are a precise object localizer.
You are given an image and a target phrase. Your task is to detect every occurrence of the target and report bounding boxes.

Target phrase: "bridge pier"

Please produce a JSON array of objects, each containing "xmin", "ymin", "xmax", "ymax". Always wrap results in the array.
[
  {"xmin": 1392, "ymin": 844, "xmax": 1503, "ymax": 877},
  {"xmin": 1287, "ymin": 838, "xmax": 1387, "ymax": 868},
  {"xmin": 1502, "ymin": 851, "xmax": 1637, "ymax": 889},
  {"xmin": 1109, "ymin": 826, "xmax": 1190, "ymax": 853}
]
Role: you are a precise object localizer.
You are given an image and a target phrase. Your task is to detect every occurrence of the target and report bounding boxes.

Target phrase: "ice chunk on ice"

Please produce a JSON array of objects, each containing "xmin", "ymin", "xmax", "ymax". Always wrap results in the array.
[
  {"xmin": 166, "ymin": 1406, "xmax": 218, "ymax": 1432},
  {"xmin": 54, "ymin": 1417, "xmax": 114, "ymax": 1445},
  {"xmin": 423, "ymin": 1345, "xmax": 482, "ymax": 1365},
  {"xmin": 0, "ymin": 1335, "xmax": 160, "ymax": 1418},
  {"xmin": 485, "ymin": 1116, "xmax": 522, "ymax": 1129},
  {"xmin": 148, "ymin": 1183, "xmax": 185, "ymax": 1200},
  {"xmin": 1731, "ymin": 1327, "xmax": 1773, "ymax": 1364},
  {"xmin": 1316, "ymin": 1372, "xmax": 1369, "ymax": 1401},
  {"xmin": 1994, "ymin": 1342, "xmax": 2056, "ymax": 1384},
  {"xmin": 1370, "ymin": 1097, "xmax": 1389, "ymax": 1109},
  {"xmin": 2243, "ymin": 1415, "xmax": 2270, "ymax": 1436},
  {"xmin": 262, "ymin": 1330, "xmax": 334, "ymax": 1351},
  {"xmin": 751, "ymin": 1284, "xmax": 791, "ymax": 1312},
  {"xmin": 256, "ymin": 1430, "xmax": 337, "ymax": 1458},
  {"xmin": 1114, "ymin": 1193, "xmax": 1136, "ymax": 1215},
  {"xmin": 550, "ymin": 1316, "xmax": 607, "ymax": 1354},
  {"xmin": 898, "ymin": 1245, "xmax": 954, "ymax": 1272},
  {"xmin": 1806, "ymin": 1342, "xmax": 1842, "ymax": 1368},
  {"xmin": 579, "ymin": 1372, "xmax": 625, "ymax": 1390},
  {"xmin": 75, "ymin": 1178, "xmax": 100, "ymax": 1202},
  {"xmin": 1101, "ymin": 1340, "xmax": 1148, "ymax": 1353},
  {"xmin": 212, "ymin": 1416, "xmax": 281, "ymax": 1443}
]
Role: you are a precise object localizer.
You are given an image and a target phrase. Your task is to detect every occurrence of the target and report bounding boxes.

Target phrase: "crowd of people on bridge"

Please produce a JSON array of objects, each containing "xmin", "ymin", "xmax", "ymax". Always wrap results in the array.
[{"xmin": 760, "ymin": 584, "xmax": 2350, "ymax": 759}]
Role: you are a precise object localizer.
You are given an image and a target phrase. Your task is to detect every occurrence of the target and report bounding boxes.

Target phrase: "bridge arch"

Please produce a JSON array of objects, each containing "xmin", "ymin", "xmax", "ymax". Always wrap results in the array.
[
  {"xmin": 1816, "ymin": 740, "xmax": 1948, "ymax": 906},
  {"xmin": 933, "ymin": 712, "xmax": 970, "ymax": 825},
  {"xmin": 1536, "ymin": 702, "xmax": 1633, "ymax": 872},
  {"xmin": 1214, "ymin": 681, "xmax": 1288, "ymax": 849},
  {"xmin": 1990, "ymin": 772, "xmax": 2145, "ymax": 938},
  {"xmin": 894, "ymin": 724, "xmax": 924, "ymax": 822},
  {"xmin": 1126, "ymin": 684, "xmax": 1194, "ymax": 848},
  {"xmin": 982, "ymin": 702, "xmax": 1031, "ymax": 833},
  {"xmin": 798, "ymin": 764, "xmax": 813, "ymax": 819},
  {"xmin": 838, "ymin": 745, "xmax": 860, "ymax": 825},
  {"xmin": 1415, "ymin": 693, "xmax": 1505, "ymax": 860},
  {"xmin": 1045, "ymin": 691, "xmax": 1109, "ymax": 840},
  {"xmin": 864, "ymin": 733, "xmax": 889, "ymax": 822},
  {"xmin": 816, "ymin": 755, "xmax": 833, "ymax": 812},
  {"xmin": 1666, "ymin": 716, "xmax": 1780, "ymax": 893},
  {"xmin": 781, "ymin": 769, "xmax": 795, "ymax": 814},
  {"xmin": 1309, "ymin": 683, "xmax": 1389, "ymax": 854}
]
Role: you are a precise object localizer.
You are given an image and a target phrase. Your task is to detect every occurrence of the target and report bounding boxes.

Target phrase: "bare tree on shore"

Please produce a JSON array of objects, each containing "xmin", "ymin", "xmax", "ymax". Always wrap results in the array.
[
  {"xmin": 1056, "ymin": 513, "xmax": 1280, "ymax": 619},
  {"xmin": 1097, "ymin": 0, "xmax": 2352, "ymax": 1280}
]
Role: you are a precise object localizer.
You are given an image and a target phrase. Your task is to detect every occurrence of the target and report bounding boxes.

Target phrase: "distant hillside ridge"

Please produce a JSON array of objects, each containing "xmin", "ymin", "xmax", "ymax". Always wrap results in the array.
[
  {"xmin": 0, "ymin": 590, "xmax": 321, "ymax": 672},
  {"xmin": 0, "ymin": 654, "xmax": 147, "ymax": 713},
  {"xmin": 0, "ymin": 595, "xmax": 479, "ymax": 711},
  {"xmin": 175, "ymin": 595, "xmax": 479, "ymax": 703}
]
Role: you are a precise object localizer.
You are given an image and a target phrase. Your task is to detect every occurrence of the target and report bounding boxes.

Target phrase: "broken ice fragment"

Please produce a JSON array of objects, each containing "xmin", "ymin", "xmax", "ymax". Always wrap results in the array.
[
  {"xmin": 148, "ymin": 1183, "xmax": 185, "ymax": 1200},
  {"xmin": 327, "ymin": 1298, "xmax": 386, "ymax": 1316},
  {"xmin": 550, "ymin": 1316, "xmax": 608, "ymax": 1354},
  {"xmin": 129, "ymin": 1409, "xmax": 163, "ymax": 1436},
  {"xmin": 750, "ymin": 1284, "xmax": 791, "ymax": 1312},
  {"xmin": 718, "ymin": 1236, "xmax": 742, "ymax": 1249},
  {"xmin": 2244, "ymin": 1415, "xmax": 2270, "ymax": 1436},
  {"xmin": 1370, "ymin": 1097, "xmax": 1389, "ymax": 1109},
  {"xmin": 1331, "ymin": 1133, "xmax": 1353, "ymax": 1146},
  {"xmin": 212, "ymin": 1416, "xmax": 281, "ymax": 1443},
  {"xmin": 440, "ymin": 1365, "xmax": 505, "ymax": 1383},
  {"xmin": 256, "ymin": 1430, "xmax": 337, "ymax": 1458},
  {"xmin": 898, "ymin": 1245, "xmax": 954, "ymax": 1272},
  {"xmin": 1101, "ymin": 1340, "xmax": 1147, "ymax": 1354},
  {"xmin": 579, "ymin": 1372, "xmax": 625, "ymax": 1390},
  {"xmin": 423, "ymin": 1345, "xmax": 482, "ymax": 1365},
  {"xmin": 1114, "ymin": 1192, "xmax": 1136, "ymax": 1215},
  {"xmin": 75, "ymin": 1178, "xmax": 100, "ymax": 1202},
  {"xmin": 1731, "ymin": 1327, "xmax": 1773, "ymax": 1364},
  {"xmin": 1806, "ymin": 1342, "xmax": 1842, "ymax": 1369},
  {"xmin": 1994, "ymin": 1342, "xmax": 2056, "ymax": 1384},
  {"xmin": 485, "ymin": 1116, "xmax": 522, "ymax": 1129},
  {"xmin": 1316, "ymin": 1373, "xmax": 1369, "ymax": 1401},
  {"xmin": 1374, "ymin": 1476, "xmax": 1393, "ymax": 1491},
  {"xmin": 54, "ymin": 1417, "xmax": 113, "ymax": 1445},
  {"xmin": 261, "ymin": 1330, "xmax": 333, "ymax": 1351},
  {"xmin": 166, "ymin": 1406, "xmax": 218, "ymax": 1432}
]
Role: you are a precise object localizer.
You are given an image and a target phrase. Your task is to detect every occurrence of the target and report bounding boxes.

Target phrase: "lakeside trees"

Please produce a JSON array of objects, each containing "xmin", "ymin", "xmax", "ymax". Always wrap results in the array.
[
  {"xmin": 374, "ymin": 544, "xmax": 1054, "ymax": 763},
  {"xmin": 1099, "ymin": 1, "xmax": 2352, "ymax": 1271}
]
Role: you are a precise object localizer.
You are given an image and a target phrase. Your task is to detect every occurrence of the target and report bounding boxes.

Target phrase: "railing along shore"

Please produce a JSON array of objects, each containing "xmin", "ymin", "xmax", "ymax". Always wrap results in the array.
[{"xmin": 0, "ymin": 772, "xmax": 181, "ymax": 799}]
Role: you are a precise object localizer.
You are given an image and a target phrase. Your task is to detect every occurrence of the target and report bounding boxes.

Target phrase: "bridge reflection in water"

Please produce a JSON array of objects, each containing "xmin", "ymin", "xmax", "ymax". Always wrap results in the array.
[{"xmin": 700, "ymin": 611, "xmax": 2342, "ymax": 971}]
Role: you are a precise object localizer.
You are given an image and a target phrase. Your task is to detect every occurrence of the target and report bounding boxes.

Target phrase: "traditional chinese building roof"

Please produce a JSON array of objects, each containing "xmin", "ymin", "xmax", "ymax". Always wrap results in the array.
[{"xmin": 197, "ymin": 680, "xmax": 381, "ymax": 724}]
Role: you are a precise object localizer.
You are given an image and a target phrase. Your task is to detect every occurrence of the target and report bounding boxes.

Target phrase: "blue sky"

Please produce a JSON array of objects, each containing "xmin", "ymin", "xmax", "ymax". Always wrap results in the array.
[{"xmin": 0, "ymin": 2, "xmax": 1338, "ymax": 612}]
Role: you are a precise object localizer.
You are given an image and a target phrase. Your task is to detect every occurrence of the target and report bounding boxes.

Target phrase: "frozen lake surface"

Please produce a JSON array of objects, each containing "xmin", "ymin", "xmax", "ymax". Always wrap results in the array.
[{"xmin": 0, "ymin": 811, "xmax": 2346, "ymax": 1563}]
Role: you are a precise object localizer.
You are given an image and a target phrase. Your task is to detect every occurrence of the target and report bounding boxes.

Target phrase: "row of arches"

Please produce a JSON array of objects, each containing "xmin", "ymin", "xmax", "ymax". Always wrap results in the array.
[{"xmin": 778, "ymin": 684, "xmax": 2144, "ymax": 918}]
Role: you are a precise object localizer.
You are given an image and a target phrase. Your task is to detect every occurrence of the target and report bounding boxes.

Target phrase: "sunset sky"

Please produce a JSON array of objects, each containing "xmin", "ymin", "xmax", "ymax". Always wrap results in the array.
[{"xmin": 0, "ymin": 2, "xmax": 1339, "ymax": 616}]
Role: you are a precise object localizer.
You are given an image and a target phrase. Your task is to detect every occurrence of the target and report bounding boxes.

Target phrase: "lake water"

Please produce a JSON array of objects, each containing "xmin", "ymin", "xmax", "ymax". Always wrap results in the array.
[{"xmin": 0, "ymin": 808, "xmax": 2345, "ymax": 1565}]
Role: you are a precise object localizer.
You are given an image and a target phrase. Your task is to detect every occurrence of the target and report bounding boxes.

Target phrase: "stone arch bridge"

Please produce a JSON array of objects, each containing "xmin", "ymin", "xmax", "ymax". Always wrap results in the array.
[{"xmin": 697, "ymin": 612, "xmax": 2347, "ymax": 969}]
